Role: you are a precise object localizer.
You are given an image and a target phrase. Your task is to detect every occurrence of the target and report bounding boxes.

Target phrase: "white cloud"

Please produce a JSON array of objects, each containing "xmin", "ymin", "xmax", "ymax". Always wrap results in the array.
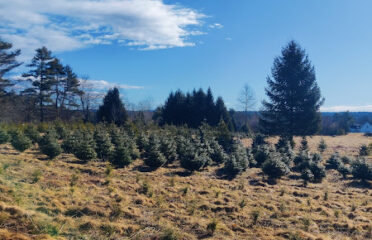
[
  {"xmin": 321, "ymin": 105, "xmax": 372, "ymax": 112},
  {"xmin": 225, "ymin": 37, "xmax": 232, "ymax": 41},
  {"xmin": 82, "ymin": 79, "xmax": 144, "ymax": 90},
  {"xmin": 209, "ymin": 23, "xmax": 223, "ymax": 29},
  {"xmin": 0, "ymin": 0, "xmax": 205, "ymax": 59}
]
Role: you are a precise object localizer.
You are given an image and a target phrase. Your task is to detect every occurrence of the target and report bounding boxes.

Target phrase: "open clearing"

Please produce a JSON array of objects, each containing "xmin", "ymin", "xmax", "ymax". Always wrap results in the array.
[{"xmin": 0, "ymin": 134, "xmax": 371, "ymax": 240}]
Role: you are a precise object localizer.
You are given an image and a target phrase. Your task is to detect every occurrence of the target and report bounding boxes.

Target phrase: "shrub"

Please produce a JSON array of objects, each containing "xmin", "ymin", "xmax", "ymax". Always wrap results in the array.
[
  {"xmin": 216, "ymin": 120, "xmax": 234, "ymax": 152},
  {"xmin": 318, "ymin": 139, "xmax": 327, "ymax": 153},
  {"xmin": 326, "ymin": 153, "xmax": 343, "ymax": 170},
  {"xmin": 299, "ymin": 137, "xmax": 308, "ymax": 151},
  {"xmin": 301, "ymin": 169, "xmax": 314, "ymax": 185},
  {"xmin": 223, "ymin": 141, "xmax": 249, "ymax": 177},
  {"xmin": 94, "ymin": 128, "xmax": 113, "ymax": 161},
  {"xmin": 206, "ymin": 219, "xmax": 218, "ymax": 235},
  {"xmin": 10, "ymin": 131, "xmax": 31, "ymax": 152},
  {"xmin": 312, "ymin": 153, "xmax": 322, "ymax": 163},
  {"xmin": 209, "ymin": 140, "xmax": 228, "ymax": 164},
  {"xmin": 0, "ymin": 128, "xmax": 10, "ymax": 144},
  {"xmin": 110, "ymin": 145, "xmax": 132, "ymax": 167},
  {"xmin": 160, "ymin": 137, "xmax": 178, "ymax": 164},
  {"xmin": 337, "ymin": 164, "xmax": 350, "ymax": 179},
  {"xmin": 53, "ymin": 122, "xmax": 68, "ymax": 140},
  {"xmin": 39, "ymin": 132, "xmax": 62, "ymax": 159},
  {"xmin": 359, "ymin": 145, "xmax": 369, "ymax": 156},
  {"xmin": 253, "ymin": 145, "xmax": 272, "ymax": 167},
  {"xmin": 74, "ymin": 134, "xmax": 96, "ymax": 162},
  {"xmin": 24, "ymin": 125, "xmax": 40, "ymax": 144},
  {"xmin": 144, "ymin": 135, "xmax": 166, "ymax": 170},
  {"xmin": 351, "ymin": 159, "xmax": 372, "ymax": 181},
  {"xmin": 309, "ymin": 162, "xmax": 326, "ymax": 183},
  {"xmin": 293, "ymin": 151, "xmax": 312, "ymax": 172},
  {"xmin": 252, "ymin": 134, "xmax": 267, "ymax": 148},
  {"xmin": 136, "ymin": 133, "xmax": 148, "ymax": 152},
  {"xmin": 262, "ymin": 154, "xmax": 290, "ymax": 182},
  {"xmin": 341, "ymin": 156, "xmax": 352, "ymax": 164},
  {"xmin": 61, "ymin": 131, "xmax": 81, "ymax": 154}
]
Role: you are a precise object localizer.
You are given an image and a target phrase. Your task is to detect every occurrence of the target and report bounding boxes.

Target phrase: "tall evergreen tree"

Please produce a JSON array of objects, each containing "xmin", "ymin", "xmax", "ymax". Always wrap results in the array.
[
  {"xmin": 0, "ymin": 40, "xmax": 21, "ymax": 97},
  {"xmin": 259, "ymin": 41, "xmax": 324, "ymax": 139},
  {"xmin": 96, "ymin": 88, "xmax": 128, "ymax": 126},
  {"xmin": 48, "ymin": 58, "xmax": 65, "ymax": 119},
  {"xmin": 23, "ymin": 47, "xmax": 54, "ymax": 122},
  {"xmin": 60, "ymin": 65, "xmax": 81, "ymax": 117}
]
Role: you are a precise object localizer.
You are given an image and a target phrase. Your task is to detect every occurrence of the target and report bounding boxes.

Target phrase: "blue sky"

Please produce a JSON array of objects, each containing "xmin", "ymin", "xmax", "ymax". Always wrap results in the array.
[{"xmin": 1, "ymin": 0, "xmax": 372, "ymax": 111}]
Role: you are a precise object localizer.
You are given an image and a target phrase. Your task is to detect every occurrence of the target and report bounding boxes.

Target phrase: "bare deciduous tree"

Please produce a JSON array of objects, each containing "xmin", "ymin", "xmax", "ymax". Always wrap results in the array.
[{"xmin": 238, "ymin": 83, "xmax": 255, "ymax": 125}]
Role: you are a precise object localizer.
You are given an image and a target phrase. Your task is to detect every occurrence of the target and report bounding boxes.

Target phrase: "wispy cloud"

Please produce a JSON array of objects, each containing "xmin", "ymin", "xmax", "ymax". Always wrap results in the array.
[
  {"xmin": 321, "ymin": 105, "xmax": 372, "ymax": 112},
  {"xmin": 208, "ymin": 23, "xmax": 223, "ymax": 29},
  {"xmin": 83, "ymin": 79, "xmax": 144, "ymax": 90},
  {"xmin": 0, "ymin": 0, "xmax": 205, "ymax": 59},
  {"xmin": 9, "ymin": 75, "xmax": 144, "ymax": 92}
]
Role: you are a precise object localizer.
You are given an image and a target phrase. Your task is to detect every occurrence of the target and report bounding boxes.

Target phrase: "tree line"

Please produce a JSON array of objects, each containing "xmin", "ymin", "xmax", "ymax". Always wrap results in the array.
[{"xmin": 0, "ymin": 38, "xmax": 341, "ymax": 140}]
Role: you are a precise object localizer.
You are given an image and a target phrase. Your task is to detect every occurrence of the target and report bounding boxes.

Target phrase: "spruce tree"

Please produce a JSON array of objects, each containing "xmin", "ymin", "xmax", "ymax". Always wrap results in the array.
[
  {"xmin": 94, "ymin": 128, "xmax": 113, "ymax": 161},
  {"xmin": 97, "ymin": 88, "xmax": 128, "ymax": 126},
  {"xmin": 10, "ymin": 131, "xmax": 31, "ymax": 152},
  {"xmin": 39, "ymin": 131, "xmax": 62, "ymax": 159},
  {"xmin": 143, "ymin": 134, "xmax": 166, "ymax": 170},
  {"xmin": 0, "ymin": 128, "xmax": 10, "ymax": 144},
  {"xmin": 260, "ymin": 41, "xmax": 324, "ymax": 139}
]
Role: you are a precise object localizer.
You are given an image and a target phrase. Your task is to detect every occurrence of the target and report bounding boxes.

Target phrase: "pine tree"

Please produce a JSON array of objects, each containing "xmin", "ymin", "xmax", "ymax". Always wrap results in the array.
[
  {"xmin": 260, "ymin": 41, "xmax": 324, "ymax": 139},
  {"xmin": 47, "ymin": 58, "xmax": 65, "ymax": 119},
  {"xmin": 0, "ymin": 40, "xmax": 21, "ymax": 97},
  {"xmin": 22, "ymin": 47, "xmax": 54, "ymax": 122},
  {"xmin": 97, "ymin": 88, "xmax": 128, "ymax": 126},
  {"xmin": 60, "ymin": 65, "xmax": 81, "ymax": 118}
]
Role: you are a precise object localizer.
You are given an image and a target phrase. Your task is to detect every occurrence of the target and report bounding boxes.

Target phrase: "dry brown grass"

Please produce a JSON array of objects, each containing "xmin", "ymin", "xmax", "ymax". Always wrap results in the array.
[{"xmin": 0, "ymin": 134, "xmax": 371, "ymax": 239}]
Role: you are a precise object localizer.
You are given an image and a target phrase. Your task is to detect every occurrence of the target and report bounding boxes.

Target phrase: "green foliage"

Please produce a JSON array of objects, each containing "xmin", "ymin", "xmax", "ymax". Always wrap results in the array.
[
  {"xmin": 160, "ymin": 136, "xmax": 178, "ymax": 164},
  {"xmin": 61, "ymin": 131, "xmax": 81, "ymax": 154},
  {"xmin": 223, "ymin": 141, "xmax": 249, "ymax": 177},
  {"xmin": 262, "ymin": 153, "xmax": 290, "ymax": 182},
  {"xmin": 294, "ymin": 151, "xmax": 325, "ymax": 183},
  {"xmin": 216, "ymin": 119, "xmax": 234, "ymax": 152},
  {"xmin": 10, "ymin": 131, "xmax": 31, "ymax": 152},
  {"xmin": 110, "ymin": 145, "xmax": 132, "ymax": 168},
  {"xmin": 179, "ymin": 138, "xmax": 210, "ymax": 172},
  {"xmin": 39, "ymin": 131, "xmax": 62, "ymax": 159},
  {"xmin": 0, "ymin": 128, "xmax": 10, "ymax": 144},
  {"xmin": 96, "ymin": 88, "xmax": 128, "ymax": 126},
  {"xmin": 318, "ymin": 139, "xmax": 327, "ymax": 153},
  {"xmin": 337, "ymin": 164, "xmax": 350, "ymax": 179},
  {"xmin": 253, "ymin": 145, "xmax": 272, "ymax": 167},
  {"xmin": 326, "ymin": 153, "xmax": 343, "ymax": 170},
  {"xmin": 351, "ymin": 159, "xmax": 372, "ymax": 181},
  {"xmin": 136, "ymin": 133, "xmax": 149, "ymax": 152},
  {"xmin": 300, "ymin": 137, "xmax": 308, "ymax": 151},
  {"xmin": 73, "ymin": 132, "xmax": 96, "ymax": 162},
  {"xmin": 154, "ymin": 88, "xmax": 233, "ymax": 129},
  {"xmin": 259, "ymin": 41, "xmax": 323, "ymax": 137},
  {"xmin": 209, "ymin": 139, "xmax": 228, "ymax": 164},
  {"xmin": 94, "ymin": 128, "xmax": 113, "ymax": 161},
  {"xmin": 359, "ymin": 144, "xmax": 369, "ymax": 156},
  {"xmin": 144, "ymin": 134, "xmax": 166, "ymax": 170},
  {"xmin": 252, "ymin": 134, "xmax": 267, "ymax": 149},
  {"xmin": 24, "ymin": 125, "xmax": 40, "ymax": 144},
  {"xmin": 53, "ymin": 122, "xmax": 68, "ymax": 140}
]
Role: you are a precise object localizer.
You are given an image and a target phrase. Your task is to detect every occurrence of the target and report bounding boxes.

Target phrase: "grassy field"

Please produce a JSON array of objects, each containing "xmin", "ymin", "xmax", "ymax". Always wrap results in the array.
[{"xmin": 0, "ymin": 134, "xmax": 371, "ymax": 240}]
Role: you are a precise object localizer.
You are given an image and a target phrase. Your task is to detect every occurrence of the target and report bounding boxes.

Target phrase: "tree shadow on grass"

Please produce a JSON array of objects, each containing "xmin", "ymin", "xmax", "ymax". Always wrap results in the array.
[
  {"xmin": 132, "ymin": 165, "xmax": 154, "ymax": 172},
  {"xmin": 346, "ymin": 180, "xmax": 372, "ymax": 189}
]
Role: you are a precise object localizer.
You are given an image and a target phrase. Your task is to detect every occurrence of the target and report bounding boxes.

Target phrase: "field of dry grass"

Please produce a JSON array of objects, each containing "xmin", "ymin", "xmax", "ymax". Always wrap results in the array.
[{"xmin": 0, "ymin": 134, "xmax": 371, "ymax": 240}]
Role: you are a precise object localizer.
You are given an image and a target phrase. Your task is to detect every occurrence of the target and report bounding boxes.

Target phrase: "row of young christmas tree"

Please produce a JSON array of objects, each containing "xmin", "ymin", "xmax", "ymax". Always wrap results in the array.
[{"xmin": 0, "ymin": 122, "xmax": 370, "ymax": 183}]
